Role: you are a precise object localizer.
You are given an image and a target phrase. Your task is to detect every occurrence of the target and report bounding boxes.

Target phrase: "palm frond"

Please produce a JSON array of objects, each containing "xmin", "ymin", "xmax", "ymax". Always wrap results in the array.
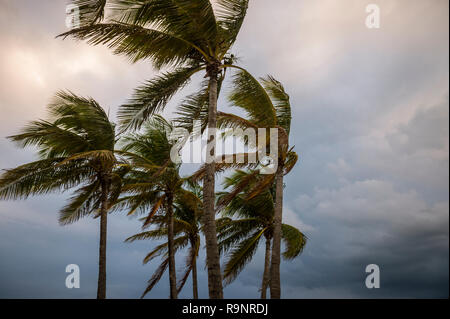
[
  {"xmin": 118, "ymin": 66, "xmax": 202, "ymax": 130},
  {"xmin": 281, "ymin": 224, "xmax": 307, "ymax": 260},
  {"xmin": 142, "ymin": 235, "xmax": 189, "ymax": 263},
  {"xmin": 189, "ymin": 154, "xmax": 258, "ymax": 182},
  {"xmin": 141, "ymin": 257, "xmax": 169, "ymax": 298},
  {"xmin": 261, "ymin": 75, "xmax": 291, "ymax": 134},
  {"xmin": 229, "ymin": 69, "xmax": 277, "ymax": 128},
  {"xmin": 143, "ymin": 194, "xmax": 166, "ymax": 227},
  {"xmin": 176, "ymin": 238, "xmax": 199, "ymax": 294},
  {"xmin": 57, "ymin": 150, "xmax": 116, "ymax": 167},
  {"xmin": 0, "ymin": 159, "xmax": 94, "ymax": 200},
  {"xmin": 58, "ymin": 181, "xmax": 101, "ymax": 225},
  {"xmin": 245, "ymin": 174, "xmax": 275, "ymax": 201},
  {"xmin": 220, "ymin": 192, "xmax": 274, "ymax": 220},
  {"xmin": 217, "ymin": 111, "xmax": 258, "ymax": 131},
  {"xmin": 222, "ymin": 229, "xmax": 264, "ymax": 285},
  {"xmin": 217, "ymin": 218, "xmax": 261, "ymax": 254},
  {"xmin": 283, "ymin": 150, "xmax": 298, "ymax": 176},
  {"xmin": 125, "ymin": 228, "xmax": 168, "ymax": 242},
  {"xmin": 58, "ymin": 22, "xmax": 200, "ymax": 68},
  {"xmin": 216, "ymin": 170, "xmax": 259, "ymax": 211},
  {"xmin": 8, "ymin": 121, "xmax": 89, "ymax": 159},
  {"xmin": 110, "ymin": 0, "xmax": 216, "ymax": 55},
  {"xmin": 174, "ymin": 81, "xmax": 209, "ymax": 132},
  {"xmin": 9, "ymin": 91, "xmax": 115, "ymax": 158},
  {"xmin": 216, "ymin": 0, "xmax": 249, "ymax": 51},
  {"xmin": 170, "ymin": 0, "xmax": 218, "ymax": 48}
]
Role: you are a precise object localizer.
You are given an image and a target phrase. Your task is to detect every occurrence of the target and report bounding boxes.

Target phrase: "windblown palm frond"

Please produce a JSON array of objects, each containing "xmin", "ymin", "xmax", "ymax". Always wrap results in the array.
[
  {"xmin": 0, "ymin": 158, "xmax": 93, "ymax": 200},
  {"xmin": 9, "ymin": 91, "xmax": 115, "ymax": 158},
  {"xmin": 110, "ymin": 0, "xmax": 218, "ymax": 50},
  {"xmin": 58, "ymin": 22, "xmax": 201, "ymax": 68},
  {"xmin": 281, "ymin": 224, "xmax": 307, "ymax": 260},
  {"xmin": 176, "ymin": 238, "xmax": 200, "ymax": 294},
  {"xmin": 174, "ymin": 81, "xmax": 210, "ymax": 132},
  {"xmin": 141, "ymin": 235, "xmax": 189, "ymax": 265},
  {"xmin": 222, "ymin": 229, "xmax": 264, "ymax": 285},
  {"xmin": 217, "ymin": 169, "xmax": 306, "ymax": 288},
  {"xmin": 215, "ymin": 0, "xmax": 249, "ymax": 51},
  {"xmin": 217, "ymin": 218, "xmax": 261, "ymax": 254},
  {"xmin": 141, "ymin": 257, "xmax": 169, "ymax": 298},
  {"xmin": 228, "ymin": 70, "xmax": 277, "ymax": 128},
  {"xmin": 58, "ymin": 180, "xmax": 102, "ymax": 225},
  {"xmin": 283, "ymin": 151, "xmax": 299, "ymax": 176},
  {"xmin": 125, "ymin": 227, "xmax": 169, "ymax": 243},
  {"xmin": 261, "ymin": 75, "xmax": 292, "ymax": 134},
  {"xmin": 118, "ymin": 65, "xmax": 204, "ymax": 130}
]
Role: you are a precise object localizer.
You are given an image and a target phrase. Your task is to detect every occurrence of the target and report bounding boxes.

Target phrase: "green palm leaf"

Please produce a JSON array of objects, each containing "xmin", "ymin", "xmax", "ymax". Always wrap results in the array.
[
  {"xmin": 281, "ymin": 224, "xmax": 307, "ymax": 260},
  {"xmin": 222, "ymin": 229, "xmax": 264, "ymax": 285},
  {"xmin": 261, "ymin": 75, "xmax": 292, "ymax": 134},
  {"xmin": 216, "ymin": 0, "xmax": 249, "ymax": 52},
  {"xmin": 229, "ymin": 70, "xmax": 277, "ymax": 128},
  {"xmin": 118, "ymin": 65, "xmax": 203, "ymax": 130},
  {"xmin": 58, "ymin": 22, "xmax": 201, "ymax": 68},
  {"xmin": 59, "ymin": 181, "xmax": 101, "ymax": 225}
]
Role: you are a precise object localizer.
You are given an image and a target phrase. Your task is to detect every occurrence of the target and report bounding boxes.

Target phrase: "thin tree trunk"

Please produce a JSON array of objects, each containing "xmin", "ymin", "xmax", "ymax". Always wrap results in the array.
[
  {"xmin": 192, "ymin": 251, "xmax": 199, "ymax": 299},
  {"xmin": 167, "ymin": 194, "xmax": 178, "ymax": 299},
  {"xmin": 97, "ymin": 178, "xmax": 108, "ymax": 299},
  {"xmin": 261, "ymin": 236, "xmax": 271, "ymax": 299},
  {"xmin": 270, "ymin": 168, "xmax": 284, "ymax": 299},
  {"xmin": 203, "ymin": 68, "xmax": 224, "ymax": 299}
]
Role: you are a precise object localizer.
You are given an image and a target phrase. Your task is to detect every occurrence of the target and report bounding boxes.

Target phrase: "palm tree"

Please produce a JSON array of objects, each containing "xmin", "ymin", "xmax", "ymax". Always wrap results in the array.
[
  {"xmin": 125, "ymin": 185, "xmax": 204, "ymax": 298},
  {"xmin": 192, "ymin": 71, "xmax": 298, "ymax": 298},
  {"xmin": 115, "ymin": 116, "xmax": 187, "ymax": 298},
  {"xmin": 0, "ymin": 91, "xmax": 124, "ymax": 299},
  {"xmin": 60, "ymin": 0, "xmax": 252, "ymax": 298},
  {"xmin": 217, "ymin": 170, "xmax": 306, "ymax": 299}
]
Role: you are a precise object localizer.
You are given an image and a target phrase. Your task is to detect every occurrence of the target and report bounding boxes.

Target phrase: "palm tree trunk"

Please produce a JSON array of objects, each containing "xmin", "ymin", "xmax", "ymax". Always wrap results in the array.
[
  {"xmin": 97, "ymin": 178, "xmax": 108, "ymax": 299},
  {"xmin": 192, "ymin": 252, "xmax": 199, "ymax": 299},
  {"xmin": 261, "ymin": 236, "xmax": 271, "ymax": 299},
  {"xmin": 167, "ymin": 194, "xmax": 178, "ymax": 299},
  {"xmin": 203, "ymin": 67, "xmax": 224, "ymax": 299},
  {"xmin": 270, "ymin": 168, "xmax": 284, "ymax": 299}
]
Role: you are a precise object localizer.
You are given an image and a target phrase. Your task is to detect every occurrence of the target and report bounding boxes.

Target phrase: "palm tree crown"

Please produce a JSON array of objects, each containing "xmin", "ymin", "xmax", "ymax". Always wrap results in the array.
[
  {"xmin": 0, "ymin": 91, "xmax": 124, "ymax": 298},
  {"xmin": 126, "ymin": 185, "xmax": 204, "ymax": 298},
  {"xmin": 217, "ymin": 170, "xmax": 306, "ymax": 298},
  {"xmin": 116, "ymin": 116, "xmax": 188, "ymax": 298},
  {"xmin": 61, "ymin": 0, "xmax": 249, "ymax": 130}
]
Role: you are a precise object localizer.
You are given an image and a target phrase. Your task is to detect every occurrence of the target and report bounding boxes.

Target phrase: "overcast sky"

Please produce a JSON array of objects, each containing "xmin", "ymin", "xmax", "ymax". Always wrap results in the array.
[{"xmin": 0, "ymin": 0, "xmax": 448, "ymax": 298}]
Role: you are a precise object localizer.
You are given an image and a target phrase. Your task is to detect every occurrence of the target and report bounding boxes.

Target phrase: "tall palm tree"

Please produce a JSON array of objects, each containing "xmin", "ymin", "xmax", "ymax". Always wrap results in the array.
[
  {"xmin": 60, "ymin": 0, "xmax": 252, "ymax": 298},
  {"xmin": 217, "ymin": 170, "xmax": 306, "ymax": 299},
  {"xmin": 125, "ymin": 186, "xmax": 203, "ymax": 298},
  {"xmin": 0, "ymin": 91, "xmax": 124, "ymax": 299},
  {"xmin": 116, "ymin": 116, "xmax": 186, "ymax": 298},
  {"xmin": 192, "ymin": 72, "xmax": 298, "ymax": 298}
]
